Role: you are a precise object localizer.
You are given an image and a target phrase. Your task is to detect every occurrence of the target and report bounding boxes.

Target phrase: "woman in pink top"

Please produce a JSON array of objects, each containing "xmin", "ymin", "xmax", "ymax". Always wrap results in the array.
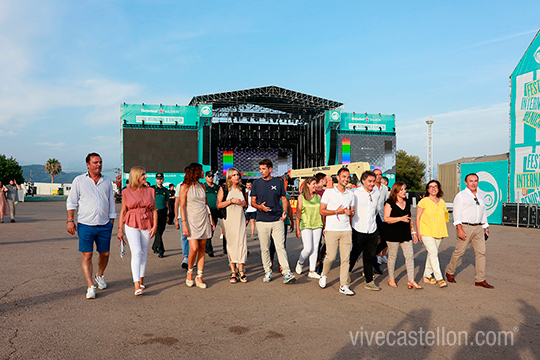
[{"xmin": 117, "ymin": 167, "xmax": 157, "ymax": 296}]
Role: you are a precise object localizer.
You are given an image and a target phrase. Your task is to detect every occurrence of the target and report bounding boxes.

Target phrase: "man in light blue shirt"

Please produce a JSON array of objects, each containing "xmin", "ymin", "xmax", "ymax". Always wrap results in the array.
[{"xmin": 66, "ymin": 153, "xmax": 116, "ymax": 299}]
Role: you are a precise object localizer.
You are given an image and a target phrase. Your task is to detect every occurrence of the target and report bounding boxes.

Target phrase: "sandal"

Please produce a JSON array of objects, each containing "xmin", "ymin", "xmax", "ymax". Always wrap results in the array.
[
  {"xmin": 196, "ymin": 271, "xmax": 207, "ymax": 289},
  {"xmin": 407, "ymin": 281, "xmax": 423, "ymax": 290},
  {"xmin": 230, "ymin": 272, "xmax": 238, "ymax": 284},
  {"xmin": 423, "ymin": 276, "xmax": 437, "ymax": 285},
  {"xmin": 388, "ymin": 279, "xmax": 397, "ymax": 288},
  {"xmin": 134, "ymin": 289, "xmax": 143, "ymax": 296},
  {"xmin": 186, "ymin": 268, "xmax": 194, "ymax": 287},
  {"xmin": 438, "ymin": 279, "xmax": 448, "ymax": 288},
  {"xmin": 239, "ymin": 271, "xmax": 248, "ymax": 283}
]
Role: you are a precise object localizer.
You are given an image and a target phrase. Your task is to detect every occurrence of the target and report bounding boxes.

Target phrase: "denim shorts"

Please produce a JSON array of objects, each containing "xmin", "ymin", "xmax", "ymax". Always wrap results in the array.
[{"xmin": 78, "ymin": 222, "xmax": 113, "ymax": 253}]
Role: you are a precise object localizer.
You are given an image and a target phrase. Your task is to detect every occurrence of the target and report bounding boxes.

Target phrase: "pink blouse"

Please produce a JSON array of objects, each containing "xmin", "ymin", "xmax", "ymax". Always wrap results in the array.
[{"xmin": 122, "ymin": 186, "xmax": 155, "ymax": 230}]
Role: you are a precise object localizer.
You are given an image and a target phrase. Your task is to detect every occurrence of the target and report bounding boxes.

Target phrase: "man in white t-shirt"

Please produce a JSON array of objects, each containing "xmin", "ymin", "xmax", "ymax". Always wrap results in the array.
[
  {"xmin": 349, "ymin": 170, "xmax": 381, "ymax": 291},
  {"xmin": 318, "ymin": 167, "xmax": 355, "ymax": 296}
]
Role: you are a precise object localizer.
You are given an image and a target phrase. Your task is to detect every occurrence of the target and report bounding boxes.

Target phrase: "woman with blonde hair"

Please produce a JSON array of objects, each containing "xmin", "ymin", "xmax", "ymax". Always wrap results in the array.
[
  {"xmin": 416, "ymin": 180, "xmax": 449, "ymax": 288},
  {"xmin": 383, "ymin": 181, "xmax": 422, "ymax": 289},
  {"xmin": 117, "ymin": 167, "xmax": 157, "ymax": 296},
  {"xmin": 294, "ymin": 177, "xmax": 324, "ymax": 279},
  {"xmin": 217, "ymin": 168, "xmax": 248, "ymax": 283},
  {"xmin": 179, "ymin": 163, "xmax": 215, "ymax": 288}
]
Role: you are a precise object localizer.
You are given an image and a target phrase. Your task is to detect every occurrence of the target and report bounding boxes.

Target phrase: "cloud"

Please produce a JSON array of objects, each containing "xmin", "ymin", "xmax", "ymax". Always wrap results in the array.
[
  {"xmin": 0, "ymin": 130, "xmax": 16, "ymax": 137},
  {"xmin": 398, "ymin": 103, "xmax": 509, "ymax": 167},
  {"xmin": 462, "ymin": 29, "xmax": 539, "ymax": 50},
  {"xmin": 36, "ymin": 142, "xmax": 66, "ymax": 148}
]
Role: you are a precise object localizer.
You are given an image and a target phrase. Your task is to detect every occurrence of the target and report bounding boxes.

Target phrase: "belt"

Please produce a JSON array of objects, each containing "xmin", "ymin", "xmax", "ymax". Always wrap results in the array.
[{"xmin": 462, "ymin": 222, "xmax": 483, "ymax": 226}]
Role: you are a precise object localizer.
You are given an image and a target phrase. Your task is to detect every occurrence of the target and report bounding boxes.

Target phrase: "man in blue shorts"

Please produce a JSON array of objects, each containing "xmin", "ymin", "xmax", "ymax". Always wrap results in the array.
[{"xmin": 66, "ymin": 153, "xmax": 116, "ymax": 299}]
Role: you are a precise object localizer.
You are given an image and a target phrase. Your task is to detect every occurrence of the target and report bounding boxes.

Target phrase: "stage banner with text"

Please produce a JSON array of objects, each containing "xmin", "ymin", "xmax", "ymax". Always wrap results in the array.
[
  {"xmin": 460, "ymin": 160, "xmax": 508, "ymax": 225},
  {"xmin": 121, "ymin": 103, "xmax": 200, "ymax": 127}
]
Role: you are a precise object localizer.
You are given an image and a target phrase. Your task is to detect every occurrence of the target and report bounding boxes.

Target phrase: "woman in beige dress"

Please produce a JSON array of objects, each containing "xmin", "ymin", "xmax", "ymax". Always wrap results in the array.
[
  {"xmin": 217, "ymin": 168, "xmax": 248, "ymax": 283},
  {"xmin": 179, "ymin": 163, "xmax": 215, "ymax": 289}
]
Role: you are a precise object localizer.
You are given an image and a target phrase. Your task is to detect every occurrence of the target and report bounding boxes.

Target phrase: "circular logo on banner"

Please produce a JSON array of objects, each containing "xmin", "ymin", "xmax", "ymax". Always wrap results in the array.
[
  {"xmin": 477, "ymin": 171, "xmax": 502, "ymax": 217},
  {"xmin": 201, "ymin": 106, "xmax": 211, "ymax": 116},
  {"xmin": 534, "ymin": 46, "xmax": 540, "ymax": 64},
  {"xmin": 331, "ymin": 112, "xmax": 340, "ymax": 121}
]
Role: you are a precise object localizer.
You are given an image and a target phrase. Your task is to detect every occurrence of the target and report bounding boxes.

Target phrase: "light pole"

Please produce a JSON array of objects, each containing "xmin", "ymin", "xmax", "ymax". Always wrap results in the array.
[{"xmin": 426, "ymin": 115, "xmax": 434, "ymax": 181}]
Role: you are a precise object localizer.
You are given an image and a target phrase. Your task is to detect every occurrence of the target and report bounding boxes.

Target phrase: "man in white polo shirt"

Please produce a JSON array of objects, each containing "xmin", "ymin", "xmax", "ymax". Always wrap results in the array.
[
  {"xmin": 66, "ymin": 153, "xmax": 116, "ymax": 299},
  {"xmin": 349, "ymin": 170, "xmax": 381, "ymax": 291},
  {"xmin": 319, "ymin": 167, "xmax": 355, "ymax": 296}
]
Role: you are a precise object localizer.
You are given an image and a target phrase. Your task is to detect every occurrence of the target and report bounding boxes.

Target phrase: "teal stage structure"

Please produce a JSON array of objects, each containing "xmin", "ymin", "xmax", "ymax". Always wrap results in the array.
[{"xmin": 510, "ymin": 30, "xmax": 540, "ymax": 204}]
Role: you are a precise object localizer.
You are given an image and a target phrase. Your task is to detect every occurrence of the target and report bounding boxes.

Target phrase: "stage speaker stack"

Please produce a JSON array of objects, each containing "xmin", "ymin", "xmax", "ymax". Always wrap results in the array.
[{"xmin": 502, "ymin": 203, "xmax": 538, "ymax": 228}]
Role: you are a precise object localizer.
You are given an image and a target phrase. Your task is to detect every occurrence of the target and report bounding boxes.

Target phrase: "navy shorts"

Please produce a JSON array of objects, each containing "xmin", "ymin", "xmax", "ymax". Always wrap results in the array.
[
  {"xmin": 245, "ymin": 211, "xmax": 257, "ymax": 221},
  {"xmin": 78, "ymin": 222, "xmax": 113, "ymax": 253}
]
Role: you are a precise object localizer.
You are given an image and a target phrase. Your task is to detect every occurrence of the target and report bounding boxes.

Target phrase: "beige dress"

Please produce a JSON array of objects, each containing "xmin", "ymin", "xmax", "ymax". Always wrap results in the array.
[
  {"xmin": 185, "ymin": 184, "xmax": 212, "ymax": 240},
  {"xmin": 0, "ymin": 189, "xmax": 7, "ymax": 217},
  {"xmin": 223, "ymin": 187, "xmax": 248, "ymax": 263}
]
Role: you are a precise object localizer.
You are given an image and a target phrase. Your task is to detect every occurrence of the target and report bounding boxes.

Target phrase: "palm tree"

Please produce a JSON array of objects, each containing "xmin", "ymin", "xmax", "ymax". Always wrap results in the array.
[{"xmin": 45, "ymin": 158, "xmax": 62, "ymax": 183}]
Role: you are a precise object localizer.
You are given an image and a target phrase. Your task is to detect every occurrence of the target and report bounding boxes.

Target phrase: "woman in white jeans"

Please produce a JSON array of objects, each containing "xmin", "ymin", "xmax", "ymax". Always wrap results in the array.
[
  {"xmin": 416, "ymin": 180, "xmax": 448, "ymax": 288},
  {"xmin": 295, "ymin": 177, "xmax": 324, "ymax": 279},
  {"xmin": 118, "ymin": 167, "xmax": 157, "ymax": 296}
]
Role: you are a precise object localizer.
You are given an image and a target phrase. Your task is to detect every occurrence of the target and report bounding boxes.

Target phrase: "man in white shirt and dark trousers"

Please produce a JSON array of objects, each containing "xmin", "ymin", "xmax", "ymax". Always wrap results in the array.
[
  {"xmin": 445, "ymin": 173, "xmax": 493, "ymax": 289},
  {"xmin": 372, "ymin": 169, "xmax": 388, "ymax": 272},
  {"xmin": 319, "ymin": 167, "xmax": 355, "ymax": 295},
  {"xmin": 66, "ymin": 153, "xmax": 117, "ymax": 299},
  {"xmin": 349, "ymin": 170, "xmax": 382, "ymax": 291}
]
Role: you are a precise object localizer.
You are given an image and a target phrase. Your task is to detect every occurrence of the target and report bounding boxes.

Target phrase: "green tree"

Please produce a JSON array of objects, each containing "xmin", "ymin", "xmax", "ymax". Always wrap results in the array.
[
  {"xmin": 45, "ymin": 158, "xmax": 62, "ymax": 183},
  {"xmin": 0, "ymin": 155, "xmax": 25, "ymax": 185},
  {"xmin": 396, "ymin": 150, "xmax": 426, "ymax": 191}
]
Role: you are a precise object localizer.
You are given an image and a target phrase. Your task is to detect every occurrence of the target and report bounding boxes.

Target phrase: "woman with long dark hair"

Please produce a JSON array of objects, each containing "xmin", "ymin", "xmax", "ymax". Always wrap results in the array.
[
  {"xmin": 416, "ymin": 180, "xmax": 448, "ymax": 288},
  {"xmin": 294, "ymin": 177, "xmax": 324, "ymax": 279},
  {"xmin": 217, "ymin": 168, "xmax": 248, "ymax": 283},
  {"xmin": 383, "ymin": 182, "xmax": 422, "ymax": 289},
  {"xmin": 179, "ymin": 163, "xmax": 215, "ymax": 289}
]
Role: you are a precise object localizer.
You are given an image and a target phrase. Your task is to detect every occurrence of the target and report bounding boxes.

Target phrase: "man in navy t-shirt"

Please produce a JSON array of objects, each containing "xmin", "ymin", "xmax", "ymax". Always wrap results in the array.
[{"xmin": 250, "ymin": 158, "xmax": 296, "ymax": 284}]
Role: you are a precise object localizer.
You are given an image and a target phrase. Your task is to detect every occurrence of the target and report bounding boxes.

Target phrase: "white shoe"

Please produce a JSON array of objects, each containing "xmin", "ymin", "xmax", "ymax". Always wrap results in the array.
[
  {"xmin": 339, "ymin": 285, "xmax": 355, "ymax": 296},
  {"xmin": 86, "ymin": 286, "xmax": 96, "ymax": 299},
  {"xmin": 319, "ymin": 275, "xmax": 327, "ymax": 289},
  {"xmin": 263, "ymin": 272, "xmax": 272, "ymax": 283},
  {"xmin": 307, "ymin": 272, "xmax": 321, "ymax": 279},
  {"xmin": 295, "ymin": 261, "xmax": 303, "ymax": 275},
  {"xmin": 377, "ymin": 256, "xmax": 383, "ymax": 265},
  {"xmin": 95, "ymin": 275, "xmax": 107, "ymax": 290},
  {"xmin": 382, "ymin": 255, "xmax": 388, "ymax": 263}
]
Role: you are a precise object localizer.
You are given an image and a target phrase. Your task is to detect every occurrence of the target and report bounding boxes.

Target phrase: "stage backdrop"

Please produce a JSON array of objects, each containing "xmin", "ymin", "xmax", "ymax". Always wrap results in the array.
[
  {"xmin": 460, "ymin": 160, "xmax": 508, "ymax": 225},
  {"xmin": 510, "ymin": 30, "xmax": 540, "ymax": 204}
]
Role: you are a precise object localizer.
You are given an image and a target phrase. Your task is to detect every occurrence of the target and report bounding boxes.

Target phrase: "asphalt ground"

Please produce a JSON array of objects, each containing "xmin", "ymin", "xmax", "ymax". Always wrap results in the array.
[{"xmin": 1, "ymin": 201, "xmax": 539, "ymax": 359}]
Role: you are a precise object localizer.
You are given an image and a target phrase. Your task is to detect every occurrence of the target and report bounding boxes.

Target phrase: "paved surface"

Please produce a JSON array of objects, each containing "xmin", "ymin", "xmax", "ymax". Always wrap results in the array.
[{"xmin": 1, "ymin": 201, "xmax": 539, "ymax": 359}]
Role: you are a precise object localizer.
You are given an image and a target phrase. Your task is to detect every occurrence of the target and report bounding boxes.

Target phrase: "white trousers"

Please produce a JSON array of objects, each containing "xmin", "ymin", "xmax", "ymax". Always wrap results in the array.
[
  {"xmin": 298, "ymin": 228, "xmax": 323, "ymax": 271},
  {"xmin": 422, "ymin": 236, "xmax": 443, "ymax": 281},
  {"xmin": 124, "ymin": 225, "xmax": 151, "ymax": 283}
]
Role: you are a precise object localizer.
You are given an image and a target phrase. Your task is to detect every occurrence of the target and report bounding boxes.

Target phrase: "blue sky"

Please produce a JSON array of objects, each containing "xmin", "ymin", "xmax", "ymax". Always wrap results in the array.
[{"xmin": 1, "ymin": 0, "xmax": 539, "ymax": 174}]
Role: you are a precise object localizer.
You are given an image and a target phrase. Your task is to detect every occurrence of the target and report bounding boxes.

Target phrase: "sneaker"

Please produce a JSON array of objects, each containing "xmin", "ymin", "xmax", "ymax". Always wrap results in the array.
[
  {"xmin": 86, "ymin": 286, "xmax": 96, "ymax": 299},
  {"xmin": 319, "ymin": 275, "xmax": 327, "ymax": 289},
  {"xmin": 382, "ymin": 255, "xmax": 388, "ymax": 263},
  {"xmin": 181, "ymin": 258, "xmax": 188, "ymax": 270},
  {"xmin": 377, "ymin": 256, "xmax": 383, "ymax": 264},
  {"xmin": 263, "ymin": 272, "xmax": 272, "ymax": 283},
  {"xmin": 95, "ymin": 275, "xmax": 107, "ymax": 290},
  {"xmin": 339, "ymin": 285, "xmax": 355, "ymax": 296},
  {"xmin": 365, "ymin": 281, "xmax": 381, "ymax": 291},
  {"xmin": 283, "ymin": 272, "xmax": 297, "ymax": 284},
  {"xmin": 307, "ymin": 272, "xmax": 321, "ymax": 279},
  {"xmin": 295, "ymin": 261, "xmax": 303, "ymax": 275}
]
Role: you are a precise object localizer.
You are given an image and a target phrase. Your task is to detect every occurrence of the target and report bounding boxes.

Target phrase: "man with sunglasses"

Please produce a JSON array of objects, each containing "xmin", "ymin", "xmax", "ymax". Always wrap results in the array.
[{"xmin": 446, "ymin": 173, "xmax": 493, "ymax": 288}]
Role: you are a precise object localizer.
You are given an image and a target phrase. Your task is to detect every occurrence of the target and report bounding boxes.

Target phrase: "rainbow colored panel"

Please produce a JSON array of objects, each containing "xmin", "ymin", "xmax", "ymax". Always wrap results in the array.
[
  {"xmin": 223, "ymin": 151, "xmax": 234, "ymax": 175},
  {"xmin": 342, "ymin": 139, "xmax": 351, "ymax": 164}
]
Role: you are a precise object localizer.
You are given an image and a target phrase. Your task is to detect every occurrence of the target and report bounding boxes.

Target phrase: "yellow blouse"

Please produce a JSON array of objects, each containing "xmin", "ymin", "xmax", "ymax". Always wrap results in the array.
[{"xmin": 418, "ymin": 197, "xmax": 449, "ymax": 238}]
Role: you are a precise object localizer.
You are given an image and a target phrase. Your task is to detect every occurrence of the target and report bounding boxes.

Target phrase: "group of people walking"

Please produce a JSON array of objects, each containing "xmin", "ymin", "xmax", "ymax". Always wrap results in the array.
[{"xmin": 66, "ymin": 153, "xmax": 493, "ymax": 299}]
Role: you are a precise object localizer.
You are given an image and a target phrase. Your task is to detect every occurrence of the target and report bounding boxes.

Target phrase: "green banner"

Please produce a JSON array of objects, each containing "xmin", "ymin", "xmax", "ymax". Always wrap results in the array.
[
  {"xmin": 460, "ymin": 160, "xmax": 508, "ymax": 225},
  {"xmin": 121, "ymin": 104, "xmax": 200, "ymax": 127}
]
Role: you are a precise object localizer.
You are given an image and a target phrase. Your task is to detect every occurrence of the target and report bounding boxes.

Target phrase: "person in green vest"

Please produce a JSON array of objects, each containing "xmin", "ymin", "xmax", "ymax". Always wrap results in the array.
[{"xmin": 151, "ymin": 173, "xmax": 169, "ymax": 258}]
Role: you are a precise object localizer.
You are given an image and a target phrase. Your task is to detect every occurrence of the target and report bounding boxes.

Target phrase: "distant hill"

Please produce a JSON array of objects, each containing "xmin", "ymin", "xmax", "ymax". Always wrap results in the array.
[{"xmin": 22, "ymin": 165, "xmax": 80, "ymax": 184}]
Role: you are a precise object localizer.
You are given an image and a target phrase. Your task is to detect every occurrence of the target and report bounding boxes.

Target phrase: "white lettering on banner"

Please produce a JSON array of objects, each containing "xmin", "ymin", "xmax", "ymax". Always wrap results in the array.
[
  {"xmin": 135, "ymin": 116, "xmax": 184, "ymax": 124},
  {"xmin": 525, "ymin": 153, "xmax": 540, "ymax": 171},
  {"xmin": 521, "ymin": 189, "xmax": 540, "ymax": 204},
  {"xmin": 349, "ymin": 123, "xmax": 386, "ymax": 131},
  {"xmin": 140, "ymin": 109, "xmax": 181, "ymax": 114}
]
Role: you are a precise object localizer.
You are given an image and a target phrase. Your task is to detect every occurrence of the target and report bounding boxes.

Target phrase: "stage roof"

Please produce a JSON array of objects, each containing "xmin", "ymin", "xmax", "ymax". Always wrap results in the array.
[{"xmin": 188, "ymin": 86, "xmax": 343, "ymax": 116}]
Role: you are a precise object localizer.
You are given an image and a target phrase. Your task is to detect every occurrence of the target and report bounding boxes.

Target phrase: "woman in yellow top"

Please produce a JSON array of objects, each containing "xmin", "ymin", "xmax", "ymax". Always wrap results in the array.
[{"xmin": 416, "ymin": 180, "xmax": 448, "ymax": 288}]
